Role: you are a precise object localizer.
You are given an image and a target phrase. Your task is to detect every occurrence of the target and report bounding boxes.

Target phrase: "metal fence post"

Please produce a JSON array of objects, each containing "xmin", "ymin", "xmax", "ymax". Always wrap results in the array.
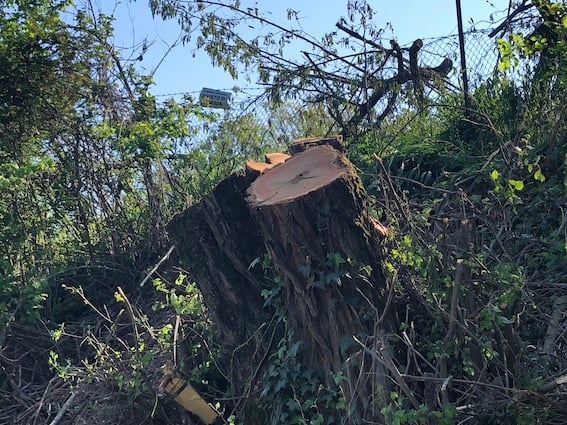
[{"xmin": 455, "ymin": 0, "xmax": 472, "ymax": 113}]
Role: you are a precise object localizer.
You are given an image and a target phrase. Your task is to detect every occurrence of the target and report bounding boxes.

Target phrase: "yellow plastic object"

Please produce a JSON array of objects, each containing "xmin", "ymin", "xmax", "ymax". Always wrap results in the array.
[{"xmin": 161, "ymin": 371, "xmax": 218, "ymax": 424}]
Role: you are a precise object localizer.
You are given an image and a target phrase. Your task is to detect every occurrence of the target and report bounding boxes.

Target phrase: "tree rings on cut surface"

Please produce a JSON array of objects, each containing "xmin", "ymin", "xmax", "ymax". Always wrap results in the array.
[{"xmin": 247, "ymin": 145, "xmax": 348, "ymax": 207}]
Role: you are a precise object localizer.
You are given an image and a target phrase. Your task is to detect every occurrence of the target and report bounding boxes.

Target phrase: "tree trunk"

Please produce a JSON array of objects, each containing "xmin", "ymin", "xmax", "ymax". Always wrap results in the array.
[
  {"xmin": 168, "ymin": 139, "xmax": 393, "ymax": 419},
  {"xmin": 246, "ymin": 145, "xmax": 390, "ymax": 372},
  {"xmin": 167, "ymin": 170, "xmax": 273, "ymax": 389}
]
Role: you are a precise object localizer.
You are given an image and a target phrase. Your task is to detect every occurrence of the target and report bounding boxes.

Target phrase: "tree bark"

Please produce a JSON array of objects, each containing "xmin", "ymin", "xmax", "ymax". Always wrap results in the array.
[
  {"xmin": 246, "ymin": 145, "xmax": 390, "ymax": 372},
  {"xmin": 167, "ymin": 170, "xmax": 273, "ymax": 388},
  {"xmin": 168, "ymin": 140, "xmax": 392, "ymax": 418}
]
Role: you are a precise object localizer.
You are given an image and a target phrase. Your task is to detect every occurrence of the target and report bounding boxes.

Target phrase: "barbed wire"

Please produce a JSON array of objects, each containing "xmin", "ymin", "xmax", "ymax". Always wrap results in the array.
[
  {"xmin": 153, "ymin": 86, "xmax": 268, "ymax": 99},
  {"xmin": 157, "ymin": 30, "xmax": 501, "ymax": 100}
]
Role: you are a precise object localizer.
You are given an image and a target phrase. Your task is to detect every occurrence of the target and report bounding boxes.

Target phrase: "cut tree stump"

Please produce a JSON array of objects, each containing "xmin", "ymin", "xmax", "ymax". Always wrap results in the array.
[
  {"xmin": 245, "ymin": 152, "xmax": 291, "ymax": 177},
  {"xmin": 246, "ymin": 145, "xmax": 389, "ymax": 372},
  {"xmin": 168, "ymin": 138, "xmax": 392, "ymax": 415},
  {"xmin": 168, "ymin": 169, "xmax": 270, "ymax": 352}
]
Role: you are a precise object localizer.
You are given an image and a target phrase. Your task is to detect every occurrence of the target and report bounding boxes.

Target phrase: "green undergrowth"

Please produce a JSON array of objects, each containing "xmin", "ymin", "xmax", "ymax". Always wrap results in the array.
[{"xmin": 2, "ymin": 2, "xmax": 567, "ymax": 424}]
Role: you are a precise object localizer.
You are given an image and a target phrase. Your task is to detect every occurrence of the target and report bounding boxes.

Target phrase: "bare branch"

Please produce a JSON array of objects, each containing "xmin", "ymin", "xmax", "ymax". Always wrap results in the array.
[{"xmin": 336, "ymin": 20, "xmax": 387, "ymax": 53}]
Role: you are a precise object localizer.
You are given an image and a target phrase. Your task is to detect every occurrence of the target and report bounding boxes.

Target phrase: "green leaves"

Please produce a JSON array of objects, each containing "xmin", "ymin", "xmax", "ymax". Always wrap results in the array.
[
  {"xmin": 508, "ymin": 179, "xmax": 524, "ymax": 191},
  {"xmin": 533, "ymin": 168, "xmax": 546, "ymax": 182},
  {"xmin": 0, "ymin": 0, "xmax": 225, "ymax": 334}
]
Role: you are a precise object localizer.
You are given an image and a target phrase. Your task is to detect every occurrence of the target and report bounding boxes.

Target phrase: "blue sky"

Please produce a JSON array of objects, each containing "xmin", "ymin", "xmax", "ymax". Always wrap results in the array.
[{"xmin": 93, "ymin": 0, "xmax": 508, "ymax": 100}]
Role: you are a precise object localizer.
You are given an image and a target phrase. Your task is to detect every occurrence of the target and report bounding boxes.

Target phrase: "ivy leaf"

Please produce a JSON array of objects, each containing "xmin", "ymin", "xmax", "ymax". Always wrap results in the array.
[
  {"xmin": 508, "ymin": 179, "xmax": 524, "ymax": 191},
  {"xmin": 490, "ymin": 169, "xmax": 500, "ymax": 181},
  {"xmin": 534, "ymin": 168, "xmax": 546, "ymax": 182}
]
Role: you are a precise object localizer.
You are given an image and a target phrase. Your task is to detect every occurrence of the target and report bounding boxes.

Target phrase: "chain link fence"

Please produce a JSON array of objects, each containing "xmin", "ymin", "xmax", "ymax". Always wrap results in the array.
[
  {"xmin": 223, "ymin": 29, "xmax": 502, "ymax": 130},
  {"xmin": 421, "ymin": 29, "xmax": 500, "ymax": 89}
]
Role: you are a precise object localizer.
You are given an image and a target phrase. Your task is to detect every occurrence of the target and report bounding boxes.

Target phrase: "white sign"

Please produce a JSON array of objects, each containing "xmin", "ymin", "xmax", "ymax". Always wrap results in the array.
[{"xmin": 199, "ymin": 88, "xmax": 232, "ymax": 109}]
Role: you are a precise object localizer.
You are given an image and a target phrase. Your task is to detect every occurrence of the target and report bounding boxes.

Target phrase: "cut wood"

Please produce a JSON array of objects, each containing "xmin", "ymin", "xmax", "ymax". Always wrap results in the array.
[
  {"xmin": 265, "ymin": 152, "xmax": 290, "ymax": 164},
  {"xmin": 245, "ymin": 159, "xmax": 272, "ymax": 175},
  {"xmin": 245, "ymin": 152, "xmax": 290, "ymax": 177},
  {"xmin": 248, "ymin": 146, "xmax": 348, "ymax": 206},
  {"xmin": 161, "ymin": 373, "xmax": 219, "ymax": 424}
]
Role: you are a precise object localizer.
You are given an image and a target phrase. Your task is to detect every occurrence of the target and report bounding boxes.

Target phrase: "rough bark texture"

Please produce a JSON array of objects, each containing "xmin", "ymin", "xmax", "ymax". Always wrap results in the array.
[
  {"xmin": 247, "ymin": 146, "xmax": 390, "ymax": 372},
  {"xmin": 167, "ymin": 171, "xmax": 273, "ymax": 387},
  {"xmin": 168, "ymin": 140, "xmax": 392, "ymax": 415},
  {"xmin": 288, "ymin": 135, "xmax": 345, "ymax": 154}
]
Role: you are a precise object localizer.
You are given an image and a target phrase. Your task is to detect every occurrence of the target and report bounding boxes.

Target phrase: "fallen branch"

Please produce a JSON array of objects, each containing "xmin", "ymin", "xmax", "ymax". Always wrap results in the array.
[
  {"xmin": 139, "ymin": 244, "xmax": 175, "ymax": 288},
  {"xmin": 538, "ymin": 373, "xmax": 567, "ymax": 393},
  {"xmin": 353, "ymin": 335, "xmax": 420, "ymax": 410},
  {"xmin": 48, "ymin": 391, "xmax": 78, "ymax": 425}
]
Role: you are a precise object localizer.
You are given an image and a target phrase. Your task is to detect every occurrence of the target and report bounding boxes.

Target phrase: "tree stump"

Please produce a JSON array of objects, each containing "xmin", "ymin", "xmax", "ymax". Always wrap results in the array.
[
  {"xmin": 246, "ymin": 145, "xmax": 389, "ymax": 373},
  {"xmin": 168, "ymin": 139, "xmax": 392, "ymax": 417}
]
